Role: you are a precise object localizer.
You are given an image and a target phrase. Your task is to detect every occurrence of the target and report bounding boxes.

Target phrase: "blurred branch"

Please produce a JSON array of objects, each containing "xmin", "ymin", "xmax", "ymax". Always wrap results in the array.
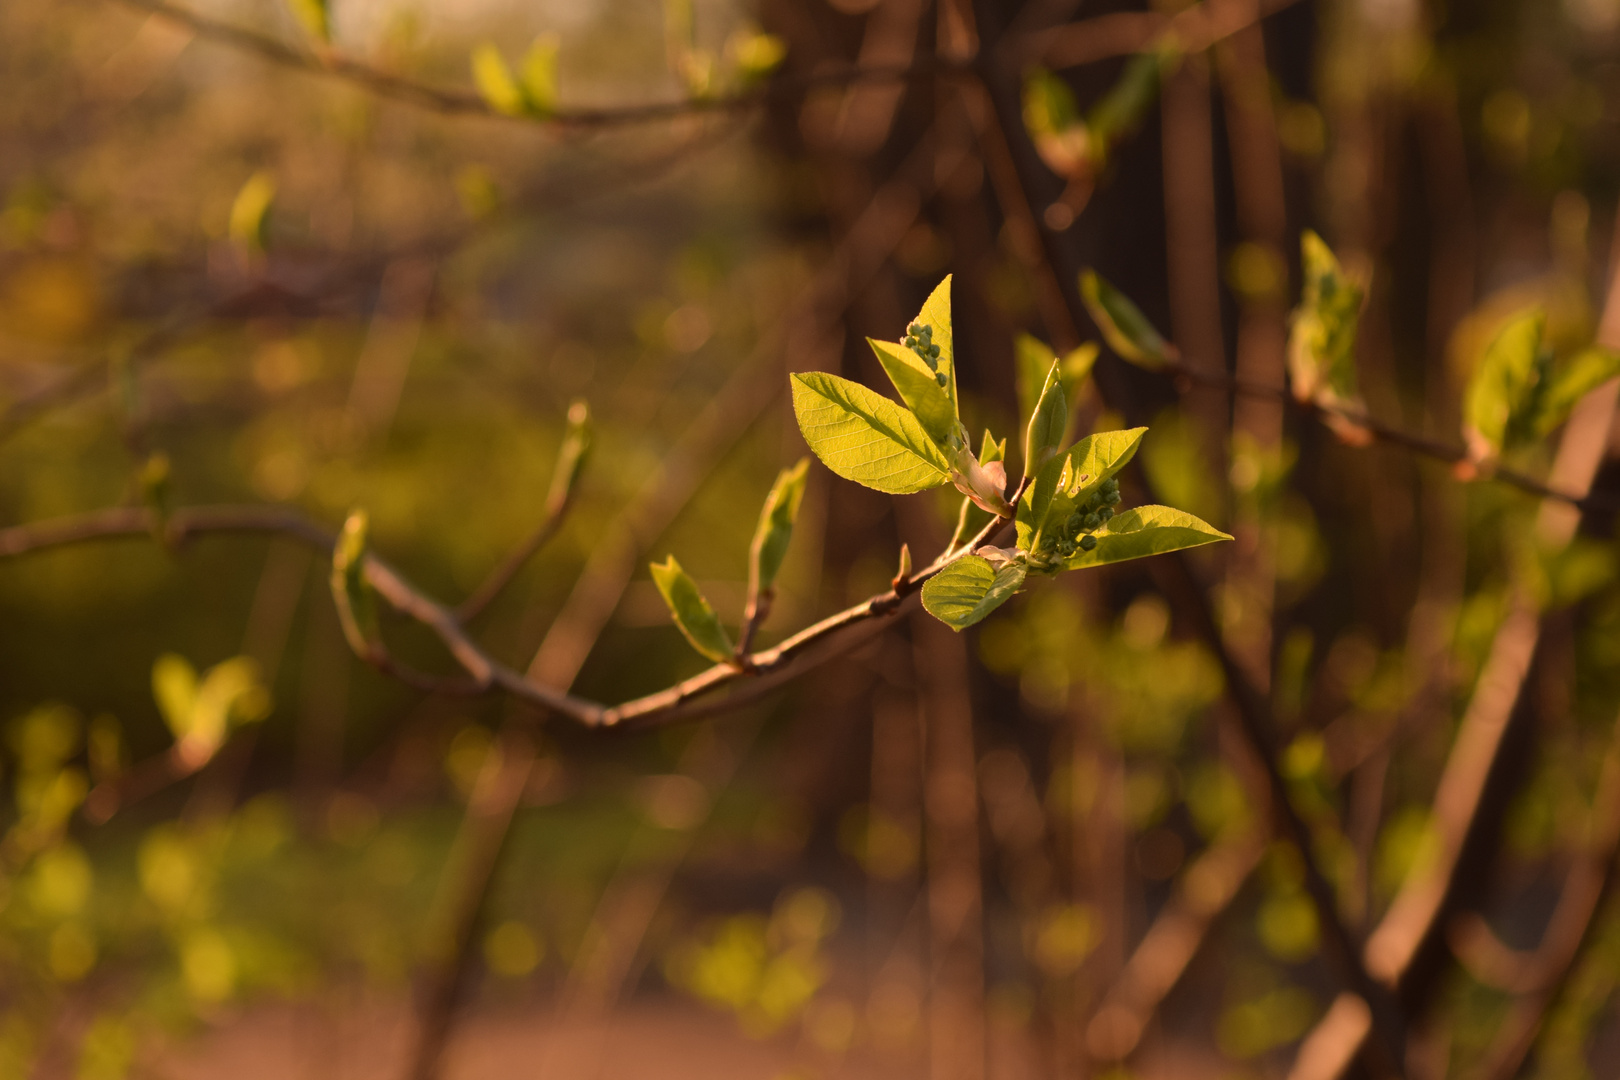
[
  {"xmin": 1086, "ymin": 830, "xmax": 1266, "ymax": 1063},
  {"xmin": 0, "ymin": 496, "xmax": 1016, "ymax": 730},
  {"xmin": 1469, "ymin": 698, "xmax": 1620, "ymax": 1080},
  {"xmin": 963, "ymin": 7, "xmax": 1411, "ymax": 1069},
  {"xmin": 104, "ymin": 0, "xmax": 1304, "ymax": 136},
  {"xmin": 1284, "ymin": 217, "xmax": 1620, "ymax": 1080}
]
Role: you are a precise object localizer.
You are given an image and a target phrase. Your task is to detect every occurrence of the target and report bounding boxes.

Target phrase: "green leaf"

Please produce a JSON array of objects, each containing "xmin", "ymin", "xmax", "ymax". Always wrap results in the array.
[
  {"xmin": 1062, "ymin": 343, "xmax": 1099, "ymax": 399},
  {"xmin": 547, "ymin": 399, "xmax": 591, "ymax": 511},
  {"xmin": 1023, "ymin": 359, "xmax": 1067, "ymax": 478},
  {"xmin": 912, "ymin": 277, "xmax": 957, "ymax": 415},
  {"xmin": 979, "ymin": 430, "xmax": 1006, "ymax": 464},
  {"xmin": 1080, "ymin": 270, "xmax": 1176, "ymax": 369},
  {"xmin": 1061, "ymin": 505, "xmax": 1232, "ymax": 570},
  {"xmin": 152, "ymin": 654, "xmax": 199, "ymax": 740},
  {"xmin": 791, "ymin": 371, "xmax": 953, "ymax": 494},
  {"xmin": 1017, "ymin": 427, "xmax": 1147, "ymax": 550},
  {"xmin": 1287, "ymin": 231, "xmax": 1363, "ymax": 405},
  {"xmin": 1086, "ymin": 50, "xmax": 1168, "ymax": 161},
  {"xmin": 330, "ymin": 510, "xmax": 381, "ymax": 659},
  {"xmin": 650, "ymin": 556, "xmax": 734, "ymax": 663},
  {"xmin": 285, "ymin": 0, "xmax": 330, "ymax": 42},
  {"xmin": 228, "ymin": 171, "xmax": 276, "ymax": 256},
  {"xmin": 472, "ymin": 44, "xmax": 528, "ymax": 117},
  {"xmin": 749, "ymin": 458, "xmax": 809, "ymax": 598},
  {"xmin": 187, "ymin": 658, "xmax": 271, "ymax": 758},
  {"xmin": 1463, "ymin": 309, "xmax": 1547, "ymax": 463},
  {"xmin": 868, "ymin": 338, "xmax": 958, "ymax": 450},
  {"xmin": 519, "ymin": 34, "xmax": 560, "ymax": 116},
  {"xmin": 922, "ymin": 555, "xmax": 1027, "ymax": 631},
  {"xmin": 1533, "ymin": 346, "xmax": 1620, "ymax": 438}
]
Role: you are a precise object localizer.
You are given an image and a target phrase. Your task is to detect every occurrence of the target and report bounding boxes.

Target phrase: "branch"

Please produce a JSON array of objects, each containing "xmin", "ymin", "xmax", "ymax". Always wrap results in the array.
[{"xmin": 0, "ymin": 487, "xmax": 1019, "ymax": 733}]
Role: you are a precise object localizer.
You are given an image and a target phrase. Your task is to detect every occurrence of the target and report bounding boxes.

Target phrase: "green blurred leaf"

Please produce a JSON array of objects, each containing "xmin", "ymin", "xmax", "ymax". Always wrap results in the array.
[
  {"xmin": 519, "ymin": 34, "xmax": 560, "ymax": 116},
  {"xmin": 790, "ymin": 372, "xmax": 952, "ymax": 494},
  {"xmin": 1022, "ymin": 68, "xmax": 1092, "ymax": 178},
  {"xmin": 1080, "ymin": 270, "xmax": 1176, "ymax": 369},
  {"xmin": 1060, "ymin": 505, "xmax": 1232, "ymax": 570},
  {"xmin": 1023, "ymin": 359, "xmax": 1066, "ymax": 478},
  {"xmin": 1086, "ymin": 50, "xmax": 1168, "ymax": 155},
  {"xmin": 548, "ymin": 399, "xmax": 592, "ymax": 512},
  {"xmin": 471, "ymin": 44, "xmax": 529, "ymax": 117},
  {"xmin": 650, "ymin": 555, "xmax": 734, "ymax": 663},
  {"xmin": 152, "ymin": 654, "xmax": 199, "ymax": 740},
  {"xmin": 1017, "ymin": 427, "xmax": 1146, "ymax": 550},
  {"xmin": 228, "ymin": 172, "xmax": 276, "ymax": 256},
  {"xmin": 728, "ymin": 28, "xmax": 786, "ymax": 82},
  {"xmin": 921, "ymin": 555, "xmax": 1026, "ymax": 631},
  {"xmin": 1533, "ymin": 346, "xmax": 1620, "ymax": 438},
  {"xmin": 285, "ymin": 0, "xmax": 330, "ymax": 42},
  {"xmin": 330, "ymin": 510, "xmax": 381, "ymax": 659},
  {"xmin": 868, "ymin": 338, "xmax": 958, "ymax": 450},
  {"xmin": 1287, "ymin": 231, "xmax": 1363, "ymax": 406},
  {"xmin": 749, "ymin": 458, "xmax": 809, "ymax": 598},
  {"xmin": 979, "ymin": 429, "xmax": 1006, "ymax": 464},
  {"xmin": 1463, "ymin": 308, "xmax": 1547, "ymax": 463}
]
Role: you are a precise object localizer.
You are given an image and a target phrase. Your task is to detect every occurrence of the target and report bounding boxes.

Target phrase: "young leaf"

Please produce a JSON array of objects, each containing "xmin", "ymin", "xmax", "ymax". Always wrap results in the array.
[
  {"xmin": 1061, "ymin": 343, "xmax": 1099, "ymax": 400},
  {"xmin": 183, "ymin": 658, "xmax": 271, "ymax": 763},
  {"xmin": 912, "ymin": 277, "xmax": 957, "ymax": 413},
  {"xmin": 922, "ymin": 555, "xmax": 1028, "ymax": 631},
  {"xmin": 285, "ymin": 0, "xmax": 330, "ymax": 43},
  {"xmin": 228, "ymin": 171, "xmax": 276, "ymax": 257},
  {"xmin": 472, "ymin": 44, "xmax": 528, "ymax": 117},
  {"xmin": 868, "ymin": 338, "xmax": 958, "ymax": 451},
  {"xmin": 1023, "ymin": 68, "xmax": 1093, "ymax": 179},
  {"xmin": 1287, "ymin": 231, "xmax": 1364, "ymax": 405},
  {"xmin": 728, "ymin": 28, "xmax": 786, "ymax": 82},
  {"xmin": 649, "ymin": 556, "xmax": 734, "ymax": 663},
  {"xmin": 1463, "ymin": 309, "xmax": 1547, "ymax": 464},
  {"xmin": 1023, "ymin": 359, "xmax": 1066, "ymax": 478},
  {"xmin": 979, "ymin": 430, "xmax": 1006, "ymax": 464},
  {"xmin": 152, "ymin": 654, "xmax": 199, "ymax": 741},
  {"xmin": 749, "ymin": 458, "xmax": 810, "ymax": 599},
  {"xmin": 1080, "ymin": 270, "xmax": 1177, "ymax": 369},
  {"xmin": 1532, "ymin": 346, "xmax": 1620, "ymax": 438},
  {"xmin": 1061, "ymin": 505, "xmax": 1232, "ymax": 570},
  {"xmin": 519, "ymin": 34, "xmax": 560, "ymax": 116},
  {"xmin": 790, "ymin": 371, "xmax": 953, "ymax": 494},
  {"xmin": 547, "ymin": 399, "xmax": 591, "ymax": 512},
  {"xmin": 1017, "ymin": 427, "xmax": 1147, "ymax": 550},
  {"xmin": 330, "ymin": 509, "xmax": 381, "ymax": 659}
]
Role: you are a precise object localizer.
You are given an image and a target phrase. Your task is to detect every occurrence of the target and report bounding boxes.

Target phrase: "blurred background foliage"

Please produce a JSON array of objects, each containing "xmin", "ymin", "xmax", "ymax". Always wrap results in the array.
[{"xmin": 7, "ymin": 0, "xmax": 1620, "ymax": 1077}]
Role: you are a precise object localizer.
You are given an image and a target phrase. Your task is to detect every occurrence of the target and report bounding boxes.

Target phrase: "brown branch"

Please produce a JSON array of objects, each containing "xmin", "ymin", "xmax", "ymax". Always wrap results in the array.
[{"xmin": 962, "ymin": 8, "xmax": 1411, "ymax": 1069}]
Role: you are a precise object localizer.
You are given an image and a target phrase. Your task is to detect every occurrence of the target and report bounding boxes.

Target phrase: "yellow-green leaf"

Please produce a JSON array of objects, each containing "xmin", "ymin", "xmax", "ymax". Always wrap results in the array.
[
  {"xmin": 228, "ymin": 172, "xmax": 276, "ymax": 256},
  {"xmin": 519, "ymin": 34, "xmax": 560, "ymax": 116},
  {"xmin": 650, "ymin": 556, "xmax": 733, "ymax": 663},
  {"xmin": 472, "ymin": 44, "xmax": 527, "ymax": 117},
  {"xmin": 921, "ymin": 555, "xmax": 1027, "ymax": 631},
  {"xmin": 1017, "ymin": 427, "xmax": 1147, "ymax": 550},
  {"xmin": 790, "ymin": 371, "xmax": 953, "ymax": 494},
  {"xmin": 285, "ymin": 0, "xmax": 330, "ymax": 42},
  {"xmin": 868, "ymin": 338, "xmax": 958, "ymax": 451},
  {"xmin": 1080, "ymin": 270, "xmax": 1176, "ymax": 369},
  {"xmin": 1533, "ymin": 346, "xmax": 1620, "ymax": 438},
  {"xmin": 1061, "ymin": 505, "xmax": 1232, "ymax": 570},
  {"xmin": 749, "ymin": 458, "xmax": 809, "ymax": 598},
  {"xmin": 912, "ymin": 277, "xmax": 958, "ymax": 415},
  {"xmin": 330, "ymin": 509, "xmax": 381, "ymax": 658},
  {"xmin": 1463, "ymin": 309, "xmax": 1547, "ymax": 463},
  {"xmin": 152, "ymin": 654, "xmax": 199, "ymax": 740},
  {"xmin": 1287, "ymin": 231, "xmax": 1363, "ymax": 405},
  {"xmin": 1023, "ymin": 358, "xmax": 1067, "ymax": 478}
]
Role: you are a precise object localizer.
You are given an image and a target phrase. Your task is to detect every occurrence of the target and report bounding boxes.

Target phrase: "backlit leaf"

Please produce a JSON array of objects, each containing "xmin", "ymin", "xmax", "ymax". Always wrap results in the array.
[
  {"xmin": 749, "ymin": 458, "xmax": 809, "ymax": 598},
  {"xmin": 1061, "ymin": 505, "xmax": 1232, "ymax": 570},
  {"xmin": 868, "ymin": 338, "xmax": 958, "ymax": 450},
  {"xmin": 1080, "ymin": 270, "xmax": 1176, "ymax": 369},
  {"xmin": 1287, "ymin": 231, "xmax": 1363, "ymax": 406},
  {"xmin": 1463, "ymin": 309, "xmax": 1547, "ymax": 463},
  {"xmin": 1017, "ymin": 427, "xmax": 1147, "ymax": 550},
  {"xmin": 1023, "ymin": 358, "xmax": 1067, "ymax": 478},
  {"xmin": 790, "ymin": 372, "xmax": 952, "ymax": 494},
  {"xmin": 921, "ymin": 555, "xmax": 1027, "ymax": 631},
  {"xmin": 650, "ymin": 556, "xmax": 734, "ymax": 663}
]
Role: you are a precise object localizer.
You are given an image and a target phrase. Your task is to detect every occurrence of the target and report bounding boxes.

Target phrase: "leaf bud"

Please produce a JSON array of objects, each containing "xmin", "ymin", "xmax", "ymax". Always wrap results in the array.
[{"xmin": 1079, "ymin": 534, "xmax": 1098, "ymax": 552}]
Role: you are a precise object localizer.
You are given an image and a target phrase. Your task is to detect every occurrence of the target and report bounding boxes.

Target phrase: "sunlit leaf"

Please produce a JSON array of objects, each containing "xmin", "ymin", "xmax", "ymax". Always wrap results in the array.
[
  {"xmin": 471, "ymin": 44, "xmax": 528, "ymax": 117},
  {"xmin": 790, "ymin": 371, "xmax": 952, "ymax": 494},
  {"xmin": 979, "ymin": 429, "xmax": 1006, "ymax": 464},
  {"xmin": 1533, "ymin": 346, "xmax": 1620, "ymax": 438},
  {"xmin": 1463, "ymin": 309, "xmax": 1547, "ymax": 463},
  {"xmin": 650, "ymin": 555, "xmax": 734, "ymax": 663},
  {"xmin": 868, "ymin": 338, "xmax": 958, "ymax": 450},
  {"xmin": 228, "ymin": 172, "xmax": 276, "ymax": 256},
  {"xmin": 152, "ymin": 654, "xmax": 198, "ymax": 740},
  {"xmin": 1061, "ymin": 505, "xmax": 1232, "ymax": 570},
  {"xmin": 729, "ymin": 28, "xmax": 786, "ymax": 82},
  {"xmin": 1023, "ymin": 359, "xmax": 1066, "ymax": 478},
  {"xmin": 749, "ymin": 458, "xmax": 809, "ymax": 598},
  {"xmin": 1080, "ymin": 270, "xmax": 1176, "ymax": 369},
  {"xmin": 1287, "ymin": 231, "xmax": 1363, "ymax": 406},
  {"xmin": 911, "ymin": 277, "xmax": 957, "ymax": 413},
  {"xmin": 921, "ymin": 555, "xmax": 1027, "ymax": 631},
  {"xmin": 1017, "ymin": 427, "xmax": 1147, "ymax": 550},
  {"xmin": 285, "ymin": 0, "xmax": 330, "ymax": 43},
  {"xmin": 519, "ymin": 34, "xmax": 560, "ymax": 116}
]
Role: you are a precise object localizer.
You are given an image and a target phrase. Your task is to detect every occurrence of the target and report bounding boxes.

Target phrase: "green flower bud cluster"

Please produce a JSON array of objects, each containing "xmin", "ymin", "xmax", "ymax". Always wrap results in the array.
[
  {"xmin": 904, "ymin": 322, "xmax": 947, "ymax": 387},
  {"xmin": 1035, "ymin": 476, "xmax": 1122, "ymax": 563}
]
